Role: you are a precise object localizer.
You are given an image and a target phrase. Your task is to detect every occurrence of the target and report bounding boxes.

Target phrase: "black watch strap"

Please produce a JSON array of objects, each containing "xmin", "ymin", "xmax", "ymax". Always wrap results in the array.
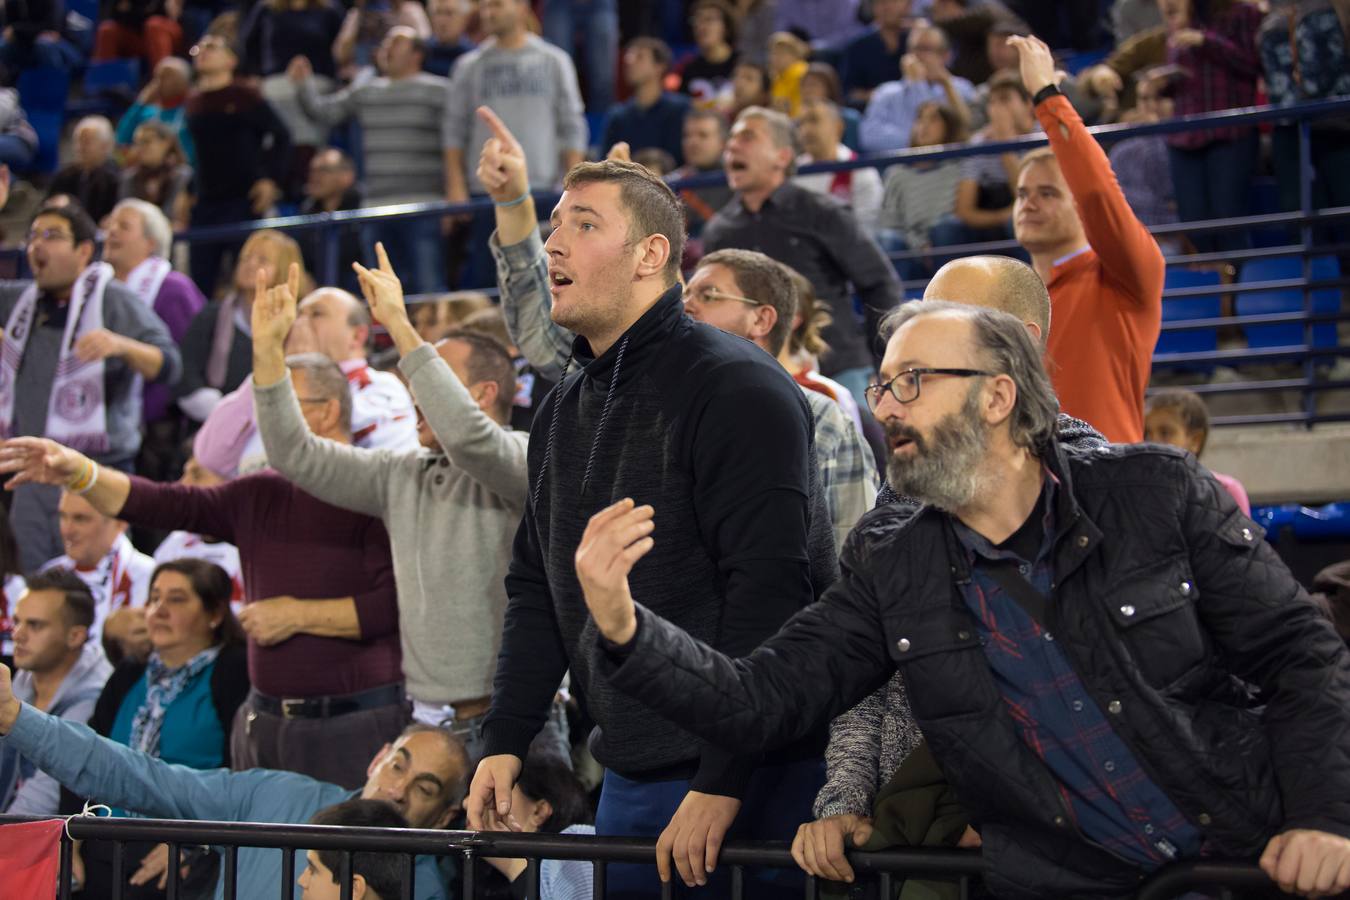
[{"xmin": 1032, "ymin": 83, "xmax": 1063, "ymax": 106}]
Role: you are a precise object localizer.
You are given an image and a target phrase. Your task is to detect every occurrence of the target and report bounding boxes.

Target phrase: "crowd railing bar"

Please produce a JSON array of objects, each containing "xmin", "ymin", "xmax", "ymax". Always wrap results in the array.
[{"xmin": 2, "ymin": 814, "xmax": 1281, "ymax": 899}]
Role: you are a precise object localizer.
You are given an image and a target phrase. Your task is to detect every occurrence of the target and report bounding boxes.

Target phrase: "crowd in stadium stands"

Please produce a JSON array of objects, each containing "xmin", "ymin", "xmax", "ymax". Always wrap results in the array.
[{"xmin": 0, "ymin": 0, "xmax": 1345, "ymax": 898}]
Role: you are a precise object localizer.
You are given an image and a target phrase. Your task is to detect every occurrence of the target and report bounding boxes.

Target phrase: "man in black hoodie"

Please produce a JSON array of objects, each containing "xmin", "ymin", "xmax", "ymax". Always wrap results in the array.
[{"xmin": 468, "ymin": 109, "xmax": 837, "ymax": 899}]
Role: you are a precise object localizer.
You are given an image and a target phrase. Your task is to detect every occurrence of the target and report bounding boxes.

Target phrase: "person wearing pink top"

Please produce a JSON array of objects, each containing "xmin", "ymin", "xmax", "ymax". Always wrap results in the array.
[{"xmin": 1145, "ymin": 388, "xmax": 1251, "ymax": 515}]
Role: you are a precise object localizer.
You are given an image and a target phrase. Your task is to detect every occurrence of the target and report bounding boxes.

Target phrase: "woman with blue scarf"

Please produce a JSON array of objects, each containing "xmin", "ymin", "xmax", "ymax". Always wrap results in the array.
[{"xmin": 64, "ymin": 558, "xmax": 249, "ymax": 899}]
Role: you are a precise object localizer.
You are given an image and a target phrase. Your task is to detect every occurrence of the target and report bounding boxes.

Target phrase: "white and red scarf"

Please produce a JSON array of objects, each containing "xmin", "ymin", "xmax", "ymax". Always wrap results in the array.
[
  {"xmin": 0, "ymin": 262, "xmax": 115, "ymax": 454},
  {"xmin": 124, "ymin": 255, "xmax": 172, "ymax": 310}
]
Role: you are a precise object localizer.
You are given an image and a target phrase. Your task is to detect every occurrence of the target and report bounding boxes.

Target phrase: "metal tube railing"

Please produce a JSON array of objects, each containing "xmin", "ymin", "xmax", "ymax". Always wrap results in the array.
[{"xmin": 1, "ymin": 814, "xmax": 1275, "ymax": 900}]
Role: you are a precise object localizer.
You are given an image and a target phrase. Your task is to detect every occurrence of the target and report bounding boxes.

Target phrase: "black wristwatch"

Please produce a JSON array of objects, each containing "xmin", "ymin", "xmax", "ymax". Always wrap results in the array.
[{"xmin": 1032, "ymin": 83, "xmax": 1063, "ymax": 106}]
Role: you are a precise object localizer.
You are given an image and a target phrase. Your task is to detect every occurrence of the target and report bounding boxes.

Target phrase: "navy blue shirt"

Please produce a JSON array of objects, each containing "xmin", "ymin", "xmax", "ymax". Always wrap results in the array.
[
  {"xmin": 423, "ymin": 36, "xmax": 474, "ymax": 79},
  {"xmin": 601, "ymin": 92, "xmax": 691, "ymax": 166},
  {"xmin": 840, "ymin": 26, "xmax": 907, "ymax": 103},
  {"xmin": 951, "ymin": 471, "xmax": 1204, "ymax": 869}
]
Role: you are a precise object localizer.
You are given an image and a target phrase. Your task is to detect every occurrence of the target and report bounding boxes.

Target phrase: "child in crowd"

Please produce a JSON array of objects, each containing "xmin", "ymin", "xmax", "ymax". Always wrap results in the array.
[
  {"xmin": 767, "ymin": 31, "xmax": 809, "ymax": 117},
  {"xmin": 1145, "ymin": 388, "xmax": 1251, "ymax": 514},
  {"xmin": 483, "ymin": 752, "xmax": 594, "ymax": 899}
]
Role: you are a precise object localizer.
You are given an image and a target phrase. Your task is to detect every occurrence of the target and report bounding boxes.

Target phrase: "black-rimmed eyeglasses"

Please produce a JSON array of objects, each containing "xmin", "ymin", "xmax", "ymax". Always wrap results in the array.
[{"xmin": 865, "ymin": 368, "xmax": 994, "ymax": 411}]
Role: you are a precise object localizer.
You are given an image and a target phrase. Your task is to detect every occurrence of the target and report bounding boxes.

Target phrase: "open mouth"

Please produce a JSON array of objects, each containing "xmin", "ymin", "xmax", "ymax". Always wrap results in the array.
[
  {"xmin": 549, "ymin": 271, "xmax": 574, "ymax": 289},
  {"xmin": 727, "ymin": 160, "xmax": 749, "ymax": 174}
]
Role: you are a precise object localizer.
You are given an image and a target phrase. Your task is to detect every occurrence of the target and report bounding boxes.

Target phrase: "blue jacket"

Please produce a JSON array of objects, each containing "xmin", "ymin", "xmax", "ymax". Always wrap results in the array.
[{"xmin": 1, "ymin": 704, "xmax": 447, "ymax": 900}]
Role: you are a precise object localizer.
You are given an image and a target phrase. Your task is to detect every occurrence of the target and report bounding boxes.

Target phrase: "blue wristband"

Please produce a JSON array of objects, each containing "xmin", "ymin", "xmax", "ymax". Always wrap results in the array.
[{"xmin": 494, "ymin": 191, "xmax": 531, "ymax": 208}]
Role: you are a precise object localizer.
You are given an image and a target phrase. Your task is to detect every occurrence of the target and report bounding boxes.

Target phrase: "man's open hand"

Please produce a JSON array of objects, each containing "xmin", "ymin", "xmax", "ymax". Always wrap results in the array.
[
  {"xmin": 1260, "ymin": 829, "xmax": 1350, "ymax": 897},
  {"xmin": 0, "ymin": 437, "xmax": 85, "ymax": 489},
  {"xmin": 656, "ymin": 791, "xmax": 741, "ymax": 887},
  {"xmin": 574, "ymin": 498, "xmax": 654, "ymax": 645}
]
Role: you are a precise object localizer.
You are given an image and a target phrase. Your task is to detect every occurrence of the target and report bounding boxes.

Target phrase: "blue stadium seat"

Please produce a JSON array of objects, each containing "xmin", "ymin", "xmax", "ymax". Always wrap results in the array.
[
  {"xmin": 24, "ymin": 110, "xmax": 64, "ymax": 174},
  {"xmin": 1155, "ymin": 268, "xmax": 1222, "ymax": 361},
  {"xmin": 17, "ymin": 65, "xmax": 71, "ymax": 113},
  {"xmin": 1236, "ymin": 255, "xmax": 1339, "ymax": 350},
  {"xmin": 67, "ymin": 58, "xmax": 141, "ymax": 118}
]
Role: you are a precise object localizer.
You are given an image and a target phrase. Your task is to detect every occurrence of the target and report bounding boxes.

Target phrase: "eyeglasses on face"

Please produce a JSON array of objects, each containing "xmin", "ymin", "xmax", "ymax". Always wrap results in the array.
[
  {"xmin": 25, "ymin": 228, "xmax": 75, "ymax": 245},
  {"xmin": 865, "ymin": 367, "xmax": 994, "ymax": 410},
  {"xmin": 682, "ymin": 286, "xmax": 762, "ymax": 307}
]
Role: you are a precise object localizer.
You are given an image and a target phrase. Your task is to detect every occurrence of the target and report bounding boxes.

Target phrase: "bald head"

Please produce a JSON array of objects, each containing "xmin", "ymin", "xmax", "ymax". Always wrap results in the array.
[
  {"xmin": 923, "ymin": 256, "xmax": 1051, "ymax": 346},
  {"xmin": 295, "ymin": 288, "xmax": 371, "ymax": 362}
]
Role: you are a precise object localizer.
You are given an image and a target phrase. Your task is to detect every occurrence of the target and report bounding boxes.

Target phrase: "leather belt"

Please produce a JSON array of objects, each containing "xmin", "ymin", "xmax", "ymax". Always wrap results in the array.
[{"xmin": 252, "ymin": 683, "xmax": 406, "ymax": 720}]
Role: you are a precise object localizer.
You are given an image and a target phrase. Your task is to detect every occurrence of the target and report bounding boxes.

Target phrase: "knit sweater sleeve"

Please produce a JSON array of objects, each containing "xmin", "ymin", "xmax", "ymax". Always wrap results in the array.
[{"xmin": 814, "ymin": 683, "xmax": 885, "ymax": 818}]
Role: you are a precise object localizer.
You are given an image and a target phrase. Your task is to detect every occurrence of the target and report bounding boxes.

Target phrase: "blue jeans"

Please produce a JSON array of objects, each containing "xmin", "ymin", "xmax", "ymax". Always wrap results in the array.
[
  {"xmin": 542, "ymin": 0, "xmax": 618, "ymax": 114},
  {"xmin": 366, "ymin": 214, "xmax": 447, "ymax": 295},
  {"xmin": 1167, "ymin": 133, "xmax": 1259, "ymax": 254},
  {"xmin": 594, "ymin": 756, "xmax": 825, "ymax": 899}
]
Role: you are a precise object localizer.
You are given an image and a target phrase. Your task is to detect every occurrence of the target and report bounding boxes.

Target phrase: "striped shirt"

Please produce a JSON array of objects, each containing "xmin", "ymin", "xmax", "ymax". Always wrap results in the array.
[
  {"xmin": 879, "ymin": 160, "xmax": 964, "ymax": 249},
  {"xmin": 297, "ymin": 72, "xmax": 449, "ymax": 201}
]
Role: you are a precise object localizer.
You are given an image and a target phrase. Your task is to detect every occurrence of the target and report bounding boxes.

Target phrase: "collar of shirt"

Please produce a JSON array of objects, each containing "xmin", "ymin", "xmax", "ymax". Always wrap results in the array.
[
  {"xmin": 951, "ymin": 466, "xmax": 1060, "ymax": 566},
  {"xmin": 1052, "ymin": 245, "xmax": 1092, "ymax": 269}
]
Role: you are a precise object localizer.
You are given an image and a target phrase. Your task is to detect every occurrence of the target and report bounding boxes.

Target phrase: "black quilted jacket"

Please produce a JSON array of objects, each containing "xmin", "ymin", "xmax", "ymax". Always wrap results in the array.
[{"xmin": 599, "ymin": 440, "xmax": 1350, "ymax": 898}]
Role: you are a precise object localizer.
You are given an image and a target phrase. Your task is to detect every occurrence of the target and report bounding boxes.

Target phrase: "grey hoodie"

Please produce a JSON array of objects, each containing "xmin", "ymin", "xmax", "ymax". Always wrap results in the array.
[{"xmin": 1, "ymin": 641, "xmax": 112, "ymax": 813}]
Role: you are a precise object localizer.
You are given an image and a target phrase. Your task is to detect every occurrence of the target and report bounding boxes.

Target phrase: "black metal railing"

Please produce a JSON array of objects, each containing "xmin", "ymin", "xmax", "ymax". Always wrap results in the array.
[{"xmin": 1, "ymin": 814, "xmax": 1276, "ymax": 900}]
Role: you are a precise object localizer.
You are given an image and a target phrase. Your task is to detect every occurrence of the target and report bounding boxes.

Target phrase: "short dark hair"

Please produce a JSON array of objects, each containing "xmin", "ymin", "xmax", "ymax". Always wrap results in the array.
[
  {"xmin": 698, "ymin": 248, "xmax": 796, "ymax": 356},
  {"xmin": 440, "ymin": 327, "xmax": 518, "ymax": 421},
  {"xmin": 285, "ymin": 352, "xmax": 353, "ymax": 436},
  {"xmin": 986, "ymin": 68, "xmax": 1031, "ymax": 104},
  {"xmin": 802, "ymin": 62, "xmax": 843, "ymax": 104},
  {"xmin": 149, "ymin": 559, "xmax": 246, "ymax": 647},
  {"xmin": 684, "ymin": 107, "xmax": 728, "ymax": 139},
  {"xmin": 690, "ymin": 0, "xmax": 738, "ymax": 46},
  {"xmin": 309, "ymin": 800, "xmax": 408, "ymax": 899},
  {"xmin": 1145, "ymin": 389, "xmax": 1211, "ymax": 454},
  {"xmin": 516, "ymin": 751, "xmax": 592, "ymax": 833},
  {"xmin": 563, "ymin": 160, "xmax": 687, "ymax": 283},
  {"xmin": 32, "ymin": 202, "xmax": 98, "ymax": 247},
  {"xmin": 25, "ymin": 568, "xmax": 95, "ymax": 631},
  {"xmin": 626, "ymin": 36, "xmax": 672, "ymax": 72}
]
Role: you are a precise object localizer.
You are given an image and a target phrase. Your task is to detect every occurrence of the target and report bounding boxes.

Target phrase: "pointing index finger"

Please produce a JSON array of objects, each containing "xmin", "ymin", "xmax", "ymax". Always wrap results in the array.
[{"xmin": 476, "ymin": 105, "xmax": 519, "ymax": 149}]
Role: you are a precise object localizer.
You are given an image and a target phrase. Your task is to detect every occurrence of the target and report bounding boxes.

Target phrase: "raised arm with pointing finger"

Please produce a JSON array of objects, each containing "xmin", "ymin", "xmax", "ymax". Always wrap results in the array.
[{"xmin": 479, "ymin": 105, "xmax": 576, "ymax": 381}]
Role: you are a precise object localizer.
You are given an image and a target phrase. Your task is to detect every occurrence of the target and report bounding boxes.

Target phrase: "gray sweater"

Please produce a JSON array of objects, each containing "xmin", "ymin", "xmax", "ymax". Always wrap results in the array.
[
  {"xmin": 253, "ymin": 342, "xmax": 528, "ymax": 705},
  {"xmin": 441, "ymin": 34, "xmax": 588, "ymax": 191},
  {"xmin": 0, "ymin": 279, "xmax": 182, "ymax": 463}
]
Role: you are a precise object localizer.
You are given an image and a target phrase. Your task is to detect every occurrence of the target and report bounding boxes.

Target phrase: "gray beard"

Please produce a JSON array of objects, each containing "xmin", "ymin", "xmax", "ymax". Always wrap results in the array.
[{"xmin": 885, "ymin": 391, "xmax": 989, "ymax": 511}]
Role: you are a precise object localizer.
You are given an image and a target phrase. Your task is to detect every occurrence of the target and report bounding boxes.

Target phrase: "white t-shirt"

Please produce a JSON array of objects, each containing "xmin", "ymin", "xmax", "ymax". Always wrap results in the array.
[
  {"xmin": 152, "ymin": 530, "xmax": 246, "ymax": 616},
  {"xmin": 341, "ymin": 358, "xmax": 419, "ymax": 450},
  {"xmin": 40, "ymin": 533, "xmax": 154, "ymax": 644}
]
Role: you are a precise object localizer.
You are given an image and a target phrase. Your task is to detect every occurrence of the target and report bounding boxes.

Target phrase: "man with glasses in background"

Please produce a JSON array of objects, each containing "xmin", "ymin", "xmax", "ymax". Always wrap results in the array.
[{"xmin": 0, "ymin": 196, "xmax": 180, "ymax": 571}]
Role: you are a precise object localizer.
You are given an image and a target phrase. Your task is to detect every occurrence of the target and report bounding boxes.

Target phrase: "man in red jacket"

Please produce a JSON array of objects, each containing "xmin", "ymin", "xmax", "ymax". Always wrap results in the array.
[{"xmin": 1009, "ymin": 35, "xmax": 1163, "ymax": 443}]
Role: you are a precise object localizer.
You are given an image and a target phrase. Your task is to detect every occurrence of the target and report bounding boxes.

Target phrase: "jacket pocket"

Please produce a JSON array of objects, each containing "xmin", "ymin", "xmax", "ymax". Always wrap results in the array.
[
  {"xmin": 886, "ymin": 610, "xmax": 996, "ymax": 719},
  {"xmin": 1104, "ymin": 554, "xmax": 1208, "ymax": 689}
]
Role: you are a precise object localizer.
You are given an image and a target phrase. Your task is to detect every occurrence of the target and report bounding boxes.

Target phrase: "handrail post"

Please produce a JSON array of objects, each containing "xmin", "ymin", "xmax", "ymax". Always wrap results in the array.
[{"xmin": 1298, "ymin": 117, "xmax": 1317, "ymax": 428}]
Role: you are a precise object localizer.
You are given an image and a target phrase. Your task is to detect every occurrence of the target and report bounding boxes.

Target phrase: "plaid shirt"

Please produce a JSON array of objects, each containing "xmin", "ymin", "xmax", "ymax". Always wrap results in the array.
[
  {"xmin": 951, "ymin": 471, "xmax": 1203, "ymax": 869},
  {"xmin": 1167, "ymin": 2, "xmax": 1264, "ymax": 149},
  {"xmin": 490, "ymin": 230, "xmax": 878, "ymax": 549}
]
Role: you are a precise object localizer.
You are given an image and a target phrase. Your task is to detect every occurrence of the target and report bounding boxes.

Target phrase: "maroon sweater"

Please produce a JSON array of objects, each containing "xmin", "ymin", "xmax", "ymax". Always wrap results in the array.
[{"xmin": 121, "ymin": 471, "xmax": 401, "ymax": 697}]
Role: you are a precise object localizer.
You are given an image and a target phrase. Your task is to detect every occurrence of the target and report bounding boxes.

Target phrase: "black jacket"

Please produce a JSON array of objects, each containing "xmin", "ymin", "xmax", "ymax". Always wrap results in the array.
[
  {"xmin": 482, "ymin": 284, "xmax": 838, "ymax": 797},
  {"xmin": 600, "ymin": 441, "xmax": 1350, "ymax": 897}
]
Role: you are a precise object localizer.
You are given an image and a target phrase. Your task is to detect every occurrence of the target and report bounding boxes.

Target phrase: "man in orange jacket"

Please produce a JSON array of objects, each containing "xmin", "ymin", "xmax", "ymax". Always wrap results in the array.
[{"xmin": 1008, "ymin": 34, "xmax": 1163, "ymax": 443}]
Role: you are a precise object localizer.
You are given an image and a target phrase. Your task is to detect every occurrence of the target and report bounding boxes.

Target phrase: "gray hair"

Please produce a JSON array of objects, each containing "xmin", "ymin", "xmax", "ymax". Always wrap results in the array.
[
  {"xmin": 734, "ymin": 105, "xmax": 801, "ymax": 175},
  {"xmin": 112, "ymin": 198, "xmax": 173, "ymax": 258},
  {"xmin": 285, "ymin": 352, "xmax": 352, "ymax": 437},
  {"xmin": 75, "ymin": 115, "xmax": 114, "ymax": 144},
  {"xmin": 882, "ymin": 300, "xmax": 1059, "ymax": 452}
]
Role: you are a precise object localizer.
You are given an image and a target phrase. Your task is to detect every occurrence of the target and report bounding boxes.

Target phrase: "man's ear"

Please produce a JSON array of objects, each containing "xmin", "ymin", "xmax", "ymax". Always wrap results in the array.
[
  {"xmin": 634, "ymin": 234, "xmax": 671, "ymax": 280},
  {"xmin": 1022, "ymin": 320, "xmax": 1042, "ymax": 344},
  {"xmin": 748, "ymin": 304, "xmax": 778, "ymax": 344},
  {"xmin": 65, "ymin": 625, "xmax": 88, "ymax": 652},
  {"xmin": 531, "ymin": 799, "xmax": 553, "ymax": 830},
  {"xmin": 351, "ymin": 873, "xmax": 368, "ymax": 900},
  {"xmin": 985, "ymin": 373, "xmax": 1018, "ymax": 428},
  {"xmin": 432, "ymin": 799, "xmax": 459, "ymax": 831},
  {"xmin": 472, "ymin": 381, "xmax": 500, "ymax": 415}
]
